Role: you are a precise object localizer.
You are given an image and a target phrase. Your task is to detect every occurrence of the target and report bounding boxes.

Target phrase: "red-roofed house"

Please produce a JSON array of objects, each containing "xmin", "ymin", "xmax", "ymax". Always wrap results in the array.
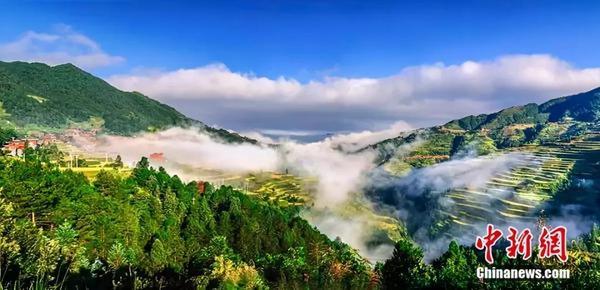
[
  {"xmin": 3, "ymin": 139, "xmax": 40, "ymax": 156},
  {"xmin": 149, "ymin": 152, "xmax": 165, "ymax": 163}
]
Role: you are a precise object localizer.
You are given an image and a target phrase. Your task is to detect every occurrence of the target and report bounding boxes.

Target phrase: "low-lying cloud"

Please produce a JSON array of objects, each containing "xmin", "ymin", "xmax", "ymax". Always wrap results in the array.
[
  {"xmin": 90, "ymin": 127, "xmax": 381, "ymax": 208},
  {"xmin": 302, "ymin": 211, "xmax": 395, "ymax": 263},
  {"xmin": 92, "ymin": 127, "xmax": 280, "ymax": 173},
  {"xmin": 79, "ymin": 127, "xmax": 596, "ymax": 263},
  {"xmin": 82, "ymin": 127, "xmax": 387, "ymax": 260},
  {"xmin": 367, "ymin": 149, "xmax": 595, "ymax": 261}
]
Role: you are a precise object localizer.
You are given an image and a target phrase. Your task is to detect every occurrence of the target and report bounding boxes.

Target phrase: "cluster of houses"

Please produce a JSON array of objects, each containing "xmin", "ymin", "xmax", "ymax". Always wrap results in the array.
[
  {"xmin": 2, "ymin": 128, "xmax": 102, "ymax": 157},
  {"xmin": 2, "ymin": 134, "xmax": 59, "ymax": 156},
  {"xmin": 63, "ymin": 128, "xmax": 99, "ymax": 139}
]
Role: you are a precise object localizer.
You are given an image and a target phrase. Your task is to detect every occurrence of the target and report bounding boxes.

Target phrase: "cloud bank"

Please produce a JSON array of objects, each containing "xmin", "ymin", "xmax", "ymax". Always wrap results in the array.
[
  {"xmin": 89, "ymin": 127, "xmax": 380, "ymax": 208},
  {"xmin": 81, "ymin": 127, "xmax": 389, "ymax": 260},
  {"xmin": 108, "ymin": 54, "xmax": 600, "ymax": 133},
  {"xmin": 0, "ymin": 25, "xmax": 124, "ymax": 69}
]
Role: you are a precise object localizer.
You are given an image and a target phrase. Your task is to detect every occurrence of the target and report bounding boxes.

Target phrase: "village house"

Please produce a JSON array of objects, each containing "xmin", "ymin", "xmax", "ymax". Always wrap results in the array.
[
  {"xmin": 3, "ymin": 139, "xmax": 39, "ymax": 156},
  {"xmin": 2, "ymin": 133, "xmax": 58, "ymax": 157},
  {"xmin": 149, "ymin": 152, "xmax": 166, "ymax": 163}
]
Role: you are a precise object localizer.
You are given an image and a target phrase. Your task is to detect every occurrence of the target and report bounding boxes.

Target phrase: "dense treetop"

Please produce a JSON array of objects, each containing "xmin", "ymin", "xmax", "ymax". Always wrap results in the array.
[{"xmin": 0, "ymin": 155, "xmax": 373, "ymax": 289}]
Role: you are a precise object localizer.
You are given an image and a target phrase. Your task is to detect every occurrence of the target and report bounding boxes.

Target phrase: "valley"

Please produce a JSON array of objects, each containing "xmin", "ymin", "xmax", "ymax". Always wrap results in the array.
[{"xmin": 1, "ymin": 61, "xmax": 600, "ymax": 289}]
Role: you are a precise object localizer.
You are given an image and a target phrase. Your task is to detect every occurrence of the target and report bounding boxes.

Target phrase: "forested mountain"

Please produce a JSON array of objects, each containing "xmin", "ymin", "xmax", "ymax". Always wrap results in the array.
[
  {"xmin": 0, "ymin": 61, "xmax": 253, "ymax": 142},
  {"xmin": 370, "ymin": 87, "xmax": 600, "ymax": 166},
  {"xmin": 445, "ymin": 87, "xmax": 600, "ymax": 131},
  {"xmin": 2, "ymin": 147, "xmax": 599, "ymax": 289},
  {"xmin": 367, "ymin": 87, "xmax": 600, "ymax": 289}
]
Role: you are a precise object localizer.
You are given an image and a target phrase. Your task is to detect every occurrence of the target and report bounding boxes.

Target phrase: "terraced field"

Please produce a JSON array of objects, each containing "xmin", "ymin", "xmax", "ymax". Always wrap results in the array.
[
  {"xmin": 439, "ymin": 132, "xmax": 600, "ymax": 232},
  {"xmin": 245, "ymin": 173, "xmax": 317, "ymax": 206},
  {"xmin": 171, "ymin": 165, "xmax": 316, "ymax": 206}
]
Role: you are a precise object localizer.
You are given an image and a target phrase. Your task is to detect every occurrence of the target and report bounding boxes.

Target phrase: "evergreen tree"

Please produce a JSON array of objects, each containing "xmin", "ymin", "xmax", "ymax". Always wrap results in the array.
[{"xmin": 381, "ymin": 239, "xmax": 431, "ymax": 290}]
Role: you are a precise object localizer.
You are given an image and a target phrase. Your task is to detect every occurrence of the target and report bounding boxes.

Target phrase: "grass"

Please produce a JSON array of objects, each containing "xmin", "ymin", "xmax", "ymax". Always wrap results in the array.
[{"xmin": 64, "ymin": 166, "xmax": 132, "ymax": 179}]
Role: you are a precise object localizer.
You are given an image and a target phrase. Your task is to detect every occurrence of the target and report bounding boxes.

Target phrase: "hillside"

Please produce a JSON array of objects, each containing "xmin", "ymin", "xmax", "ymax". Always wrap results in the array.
[
  {"xmin": 445, "ymin": 87, "xmax": 600, "ymax": 131},
  {"xmin": 370, "ymin": 87, "xmax": 600, "ymax": 166},
  {"xmin": 0, "ymin": 61, "xmax": 253, "ymax": 143},
  {"xmin": 365, "ymin": 87, "xmax": 600, "ymax": 264}
]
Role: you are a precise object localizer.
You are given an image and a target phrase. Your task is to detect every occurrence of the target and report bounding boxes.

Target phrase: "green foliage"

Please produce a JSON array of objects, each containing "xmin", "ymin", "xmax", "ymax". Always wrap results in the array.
[
  {"xmin": 450, "ymin": 133, "xmax": 497, "ymax": 156},
  {"xmin": 541, "ymin": 87, "xmax": 600, "ymax": 122},
  {"xmin": 431, "ymin": 241, "xmax": 479, "ymax": 289},
  {"xmin": 381, "ymin": 239, "xmax": 431, "ymax": 290},
  {"xmin": 378, "ymin": 86, "xmax": 599, "ymax": 158},
  {"xmin": 0, "ymin": 61, "xmax": 188, "ymax": 135},
  {"xmin": 374, "ymin": 86, "xmax": 600, "ymax": 162},
  {"xmin": 0, "ymin": 157, "xmax": 373, "ymax": 289},
  {"xmin": 23, "ymin": 144, "xmax": 65, "ymax": 164},
  {"xmin": 0, "ymin": 127, "xmax": 17, "ymax": 145},
  {"xmin": 410, "ymin": 130, "xmax": 455, "ymax": 157}
]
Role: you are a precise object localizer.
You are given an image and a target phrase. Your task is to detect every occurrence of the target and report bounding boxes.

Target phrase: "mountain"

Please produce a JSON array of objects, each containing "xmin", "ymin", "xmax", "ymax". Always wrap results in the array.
[
  {"xmin": 0, "ymin": 61, "xmax": 253, "ymax": 143},
  {"xmin": 365, "ymin": 88, "xmax": 600, "ymax": 290},
  {"xmin": 370, "ymin": 87, "xmax": 600, "ymax": 166},
  {"xmin": 445, "ymin": 87, "xmax": 600, "ymax": 131}
]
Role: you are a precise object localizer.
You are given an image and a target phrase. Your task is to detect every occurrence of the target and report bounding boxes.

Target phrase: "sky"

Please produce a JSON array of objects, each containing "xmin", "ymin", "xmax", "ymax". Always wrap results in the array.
[{"xmin": 2, "ymin": 1, "xmax": 600, "ymax": 138}]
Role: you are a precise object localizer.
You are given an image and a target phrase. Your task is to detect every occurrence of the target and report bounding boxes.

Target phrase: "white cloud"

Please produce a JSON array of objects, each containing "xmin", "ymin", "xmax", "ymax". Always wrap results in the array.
[
  {"xmin": 89, "ymin": 127, "xmax": 378, "ymax": 207},
  {"xmin": 321, "ymin": 121, "xmax": 413, "ymax": 152},
  {"xmin": 92, "ymin": 127, "xmax": 279, "ymax": 173},
  {"xmin": 109, "ymin": 54, "xmax": 600, "ymax": 105},
  {"xmin": 107, "ymin": 54, "xmax": 600, "ymax": 132},
  {"xmin": 0, "ymin": 25, "xmax": 124, "ymax": 69}
]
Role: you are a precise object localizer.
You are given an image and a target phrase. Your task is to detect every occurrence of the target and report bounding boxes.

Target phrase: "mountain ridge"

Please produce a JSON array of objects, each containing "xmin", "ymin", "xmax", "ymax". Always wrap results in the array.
[
  {"xmin": 368, "ymin": 86, "xmax": 600, "ymax": 167},
  {"xmin": 0, "ymin": 61, "xmax": 254, "ymax": 143},
  {"xmin": 444, "ymin": 86, "xmax": 600, "ymax": 131}
]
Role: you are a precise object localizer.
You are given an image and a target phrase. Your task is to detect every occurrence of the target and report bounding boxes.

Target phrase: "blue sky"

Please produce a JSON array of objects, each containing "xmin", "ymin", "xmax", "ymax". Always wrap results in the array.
[
  {"xmin": 2, "ymin": 1, "xmax": 599, "ymax": 78},
  {"xmin": 2, "ymin": 1, "xmax": 600, "ymax": 136}
]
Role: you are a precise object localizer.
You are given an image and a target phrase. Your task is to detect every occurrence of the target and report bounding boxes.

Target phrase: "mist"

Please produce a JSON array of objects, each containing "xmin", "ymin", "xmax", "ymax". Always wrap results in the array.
[
  {"xmin": 366, "ymin": 148, "xmax": 596, "ymax": 261},
  {"xmin": 78, "ymin": 127, "xmax": 598, "ymax": 263},
  {"xmin": 80, "ymin": 126, "xmax": 394, "ymax": 262},
  {"xmin": 91, "ymin": 127, "xmax": 280, "ymax": 173},
  {"xmin": 302, "ymin": 209, "xmax": 395, "ymax": 263}
]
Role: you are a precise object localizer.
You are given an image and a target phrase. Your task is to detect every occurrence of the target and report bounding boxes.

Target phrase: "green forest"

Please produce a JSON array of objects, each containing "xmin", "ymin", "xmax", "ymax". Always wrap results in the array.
[
  {"xmin": 0, "ymin": 153, "xmax": 375, "ymax": 289},
  {"xmin": 0, "ymin": 148, "xmax": 599, "ymax": 289}
]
